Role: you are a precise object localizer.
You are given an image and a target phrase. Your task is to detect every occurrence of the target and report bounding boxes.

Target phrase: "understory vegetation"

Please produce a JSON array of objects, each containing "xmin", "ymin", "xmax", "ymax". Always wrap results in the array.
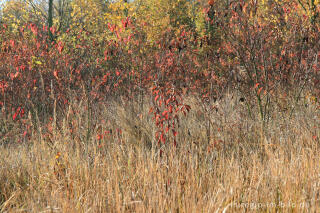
[{"xmin": 0, "ymin": 0, "xmax": 320, "ymax": 212}]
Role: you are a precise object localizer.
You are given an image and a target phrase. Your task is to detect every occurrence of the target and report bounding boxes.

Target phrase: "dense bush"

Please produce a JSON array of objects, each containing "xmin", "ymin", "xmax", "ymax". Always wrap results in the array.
[{"xmin": 0, "ymin": 0, "xmax": 319, "ymax": 146}]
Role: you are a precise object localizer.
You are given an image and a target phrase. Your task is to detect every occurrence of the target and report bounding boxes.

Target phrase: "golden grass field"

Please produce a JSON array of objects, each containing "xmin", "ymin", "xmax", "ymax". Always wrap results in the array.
[{"xmin": 0, "ymin": 93, "xmax": 319, "ymax": 212}]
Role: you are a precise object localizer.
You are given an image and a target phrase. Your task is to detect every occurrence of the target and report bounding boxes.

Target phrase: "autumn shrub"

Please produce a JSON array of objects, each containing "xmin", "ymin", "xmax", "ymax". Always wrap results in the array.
[
  {"xmin": 0, "ymin": 0, "xmax": 319, "ymax": 147},
  {"xmin": 203, "ymin": 0, "xmax": 320, "ymax": 122}
]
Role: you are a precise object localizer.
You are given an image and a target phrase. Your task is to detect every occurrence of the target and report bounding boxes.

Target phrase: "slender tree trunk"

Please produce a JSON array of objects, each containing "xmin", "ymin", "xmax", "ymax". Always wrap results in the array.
[
  {"xmin": 123, "ymin": 0, "xmax": 128, "ymax": 17},
  {"xmin": 48, "ymin": 0, "xmax": 53, "ymax": 41}
]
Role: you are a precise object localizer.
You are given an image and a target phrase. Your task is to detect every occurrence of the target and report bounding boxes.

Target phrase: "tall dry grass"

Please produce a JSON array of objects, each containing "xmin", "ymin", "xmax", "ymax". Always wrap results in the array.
[{"xmin": 0, "ymin": 92, "xmax": 319, "ymax": 212}]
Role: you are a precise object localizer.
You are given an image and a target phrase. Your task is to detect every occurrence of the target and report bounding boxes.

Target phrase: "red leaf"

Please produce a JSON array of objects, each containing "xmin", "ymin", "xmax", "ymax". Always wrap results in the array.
[
  {"xmin": 121, "ymin": 19, "xmax": 127, "ymax": 28},
  {"xmin": 50, "ymin": 27, "xmax": 55, "ymax": 34},
  {"xmin": 13, "ymin": 112, "xmax": 18, "ymax": 121},
  {"xmin": 14, "ymin": 72, "xmax": 19, "ymax": 78},
  {"xmin": 96, "ymin": 134, "xmax": 103, "ymax": 140},
  {"xmin": 165, "ymin": 113, "xmax": 168, "ymax": 120},
  {"xmin": 166, "ymin": 98, "xmax": 171, "ymax": 105},
  {"xmin": 185, "ymin": 105, "xmax": 191, "ymax": 112},
  {"xmin": 162, "ymin": 110, "xmax": 168, "ymax": 116},
  {"xmin": 10, "ymin": 40, "xmax": 15, "ymax": 47},
  {"xmin": 116, "ymin": 30, "xmax": 120, "ymax": 39},
  {"xmin": 159, "ymin": 99, "xmax": 162, "ymax": 107},
  {"xmin": 161, "ymin": 133, "xmax": 166, "ymax": 143},
  {"xmin": 57, "ymin": 42, "xmax": 64, "ymax": 53},
  {"xmin": 10, "ymin": 73, "xmax": 15, "ymax": 80},
  {"xmin": 172, "ymin": 130, "xmax": 177, "ymax": 137},
  {"xmin": 0, "ymin": 81, "xmax": 8, "ymax": 91},
  {"xmin": 13, "ymin": 107, "xmax": 21, "ymax": 121},
  {"xmin": 20, "ymin": 108, "xmax": 25, "ymax": 117},
  {"xmin": 154, "ymin": 95, "xmax": 159, "ymax": 102},
  {"xmin": 108, "ymin": 23, "xmax": 115, "ymax": 32}
]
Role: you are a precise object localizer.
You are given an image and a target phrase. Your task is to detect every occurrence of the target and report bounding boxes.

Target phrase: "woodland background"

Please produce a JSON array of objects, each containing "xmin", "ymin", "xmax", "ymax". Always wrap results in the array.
[{"xmin": 0, "ymin": 0, "xmax": 320, "ymax": 212}]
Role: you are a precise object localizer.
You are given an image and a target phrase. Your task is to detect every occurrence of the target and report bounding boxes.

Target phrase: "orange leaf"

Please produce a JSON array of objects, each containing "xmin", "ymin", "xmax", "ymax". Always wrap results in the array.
[{"xmin": 54, "ymin": 70, "xmax": 59, "ymax": 79}]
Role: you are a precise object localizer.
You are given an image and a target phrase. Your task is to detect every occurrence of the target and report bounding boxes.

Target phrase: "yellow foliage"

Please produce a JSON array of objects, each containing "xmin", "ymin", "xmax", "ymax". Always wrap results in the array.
[
  {"xmin": 70, "ymin": 0, "xmax": 108, "ymax": 34},
  {"xmin": 131, "ymin": 0, "xmax": 199, "ymax": 44},
  {"xmin": 1, "ymin": 0, "xmax": 30, "ymax": 31}
]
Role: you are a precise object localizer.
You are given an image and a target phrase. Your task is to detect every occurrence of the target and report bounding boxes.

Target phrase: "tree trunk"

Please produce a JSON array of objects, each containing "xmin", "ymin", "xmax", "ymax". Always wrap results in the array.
[{"xmin": 48, "ymin": 0, "xmax": 53, "ymax": 41}]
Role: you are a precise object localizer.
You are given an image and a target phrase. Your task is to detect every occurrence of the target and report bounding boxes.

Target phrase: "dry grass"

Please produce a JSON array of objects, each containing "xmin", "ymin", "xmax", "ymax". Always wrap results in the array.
[{"xmin": 0, "ymin": 93, "xmax": 319, "ymax": 212}]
